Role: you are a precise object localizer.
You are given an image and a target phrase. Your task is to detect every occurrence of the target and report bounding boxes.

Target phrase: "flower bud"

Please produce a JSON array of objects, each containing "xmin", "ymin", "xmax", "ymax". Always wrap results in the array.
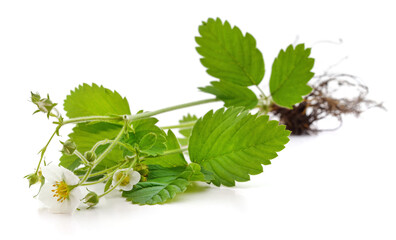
[
  {"xmin": 84, "ymin": 151, "xmax": 96, "ymax": 162},
  {"xmin": 30, "ymin": 92, "xmax": 41, "ymax": 103},
  {"xmin": 83, "ymin": 191, "xmax": 99, "ymax": 208},
  {"xmin": 61, "ymin": 140, "xmax": 77, "ymax": 155},
  {"xmin": 25, "ymin": 173, "xmax": 39, "ymax": 187},
  {"xmin": 134, "ymin": 163, "xmax": 149, "ymax": 177},
  {"xmin": 31, "ymin": 93, "xmax": 57, "ymax": 117}
]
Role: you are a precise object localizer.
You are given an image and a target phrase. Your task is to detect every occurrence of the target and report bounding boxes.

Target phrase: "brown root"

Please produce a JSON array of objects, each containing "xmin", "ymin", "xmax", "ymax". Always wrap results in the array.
[{"xmin": 270, "ymin": 73, "xmax": 385, "ymax": 135}]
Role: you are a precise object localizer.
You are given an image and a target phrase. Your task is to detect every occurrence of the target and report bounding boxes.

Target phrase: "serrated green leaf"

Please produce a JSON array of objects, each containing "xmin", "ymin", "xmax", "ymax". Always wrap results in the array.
[
  {"xmin": 122, "ymin": 165, "xmax": 190, "ymax": 205},
  {"xmin": 178, "ymin": 114, "xmax": 198, "ymax": 146},
  {"xmin": 122, "ymin": 118, "xmax": 167, "ymax": 156},
  {"xmin": 59, "ymin": 122, "xmax": 124, "ymax": 171},
  {"xmin": 196, "ymin": 18, "xmax": 265, "ymax": 86},
  {"xmin": 200, "ymin": 81, "xmax": 258, "ymax": 109},
  {"xmin": 269, "ymin": 44, "xmax": 315, "ymax": 108},
  {"xmin": 144, "ymin": 130, "xmax": 187, "ymax": 168},
  {"xmin": 189, "ymin": 107, "xmax": 290, "ymax": 187},
  {"xmin": 64, "ymin": 83, "xmax": 131, "ymax": 118}
]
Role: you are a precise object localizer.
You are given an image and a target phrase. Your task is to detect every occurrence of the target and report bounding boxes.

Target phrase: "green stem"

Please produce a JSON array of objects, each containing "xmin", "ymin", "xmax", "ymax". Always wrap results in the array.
[
  {"xmin": 78, "ymin": 166, "xmax": 94, "ymax": 187},
  {"xmin": 161, "ymin": 147, "xmax": 188, "ymax": 156},
  {"xmin": 82, "ymin": 161, "xmax": 127, "ymax": 178},
  {"xmin": 91, "ymin": 139, "xmax": 135, "ymax": 154},
  {"xmin": 128, "ymin": 98, "xmax": 218, "ymax": 121},
  {"xmin": 60, "ymin": 98, "xmax": 217, "ymax": 127},
  {"xmin": 81, "ymin": 172, "xmax": 113, "ymax": 186},
  {"xmin": 62, "ymin": 115, "xmax": 124, "ymax": 125},
  {"xmin": 81, "ymin": 159, "xmax": 130, "ymax": 186},
  {"xmin": 34, "ymin": 126, "xmax": 59, "ymax": 174},
  {"xmin": 161, "ymin": 121, "xmax": 197, "ymax": 130},
  {"xmin": 255, "ymin": 85, "xmax": 267, "ymax": 99},
  {"xmin": 76, "ymin": 123, "xmax": 126, "ymax": 187},
  {"xmin": 73, "ymin": 150, "xmax": 90, "ymax": 166}
]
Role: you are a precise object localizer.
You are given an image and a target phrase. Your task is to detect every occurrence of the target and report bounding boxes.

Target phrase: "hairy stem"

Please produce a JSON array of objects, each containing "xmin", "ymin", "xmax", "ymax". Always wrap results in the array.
[
  {"xmin": 161, "ymin": 121, "xmax": 197, "ymax": 130},
  {"xmin": 93, "ymin": 123, "xmax": 127, "ymax": 167},
  {"xmin": 34, "ymin": 126, "xmax": 60, "ymax": 174},
  {"xmin": 62, "ymin": 115, "xmax": 124, "ymax": 125},
  {"xmin": 73, "ymin": 149, "xmax": 90, "ymax": 166},
  {"xmin": 128, "ymin": 98, "xmax": 218, "ymax": 121}
]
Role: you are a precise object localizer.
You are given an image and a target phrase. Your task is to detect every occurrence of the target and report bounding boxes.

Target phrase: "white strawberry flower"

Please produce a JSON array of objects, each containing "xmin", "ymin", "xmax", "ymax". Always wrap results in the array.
[
  {"xmin": 113, "ymin": 169, "xmax": 141, "ymax": 191},
  {"xmin": 38, "ymin": 165, "xmax": 84, "ymax": 214}
]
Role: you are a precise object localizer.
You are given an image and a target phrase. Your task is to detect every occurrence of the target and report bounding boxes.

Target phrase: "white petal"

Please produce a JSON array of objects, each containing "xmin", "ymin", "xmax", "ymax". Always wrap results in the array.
[
  {"xmin": 118, "ymin": 183, "xmax": 133, "ymax": 191},
  {"xmin": 129, "ymin": 171, "xmax": 141, "ymax": 186},
  {"xmin": 42, "ymin": 164, "xmax": 80, "ymax": 185},
  {"xmin": 112, "ymin": 169, "xmax": 121, "ymax": 184},
  {"xmin": 48, "ymin": 198, "xmax": 74, "ymax": 214},
  {"xmin": 38, "ymin": 183, "xmax": 59, "ymax": 208},
  {"xmin": 49, "ymin": 188, "xmax": 83, "ymax": 214},
  {"xmin": 38, "ymin": 183, "xmax": 84, "ymax": 214},
  {"xmin": 41, "ymin": 165, "xmax": 63, "ymax": 182},
  {"xmin": 62, "ymin": 167, "xmax": 80, "ymax": 185}
]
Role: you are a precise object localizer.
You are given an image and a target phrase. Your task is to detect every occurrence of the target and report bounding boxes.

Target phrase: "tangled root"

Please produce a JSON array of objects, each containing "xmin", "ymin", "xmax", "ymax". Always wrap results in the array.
[{"xmin": 271, "ymin": 73, "xmax": 384, "ymax": 135}]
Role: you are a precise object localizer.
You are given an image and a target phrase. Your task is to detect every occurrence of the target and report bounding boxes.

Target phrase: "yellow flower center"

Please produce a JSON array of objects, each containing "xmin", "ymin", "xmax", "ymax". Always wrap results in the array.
[
  {"xmin": 116, "ymin": 172, "xmax": 130, "ymax": 186},
  {"xmin": 51, "ymin": 181, "xmax": 70, "ymax": 202}
]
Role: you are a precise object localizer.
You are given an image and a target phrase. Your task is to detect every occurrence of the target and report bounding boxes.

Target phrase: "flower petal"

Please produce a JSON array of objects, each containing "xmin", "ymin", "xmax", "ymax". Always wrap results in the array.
[
  {"xmin": 41, "ymin": 165, "xmax": 63, "ymax": 182},
  {"xmin": 129, "ymin": 171, "xmax": 141, "ymax": 186},
  {"xmin": 38, "ymin": 182, "xmax": 59, "ymax": 207},
  {"xmin": 62, "ymin": 168, "xmax": 80, "ymax": 185}
]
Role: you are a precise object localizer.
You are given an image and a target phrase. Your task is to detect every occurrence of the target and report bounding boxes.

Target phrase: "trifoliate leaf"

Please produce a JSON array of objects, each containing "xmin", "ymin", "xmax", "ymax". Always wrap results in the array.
[
  {"xmin": 269, "ymin": 44, "xmax": 315, "ymax": 108},
  {"xmin": 64, "ymin": 83, "xmax": 131, "ymax": 118},
  {"xmin": 144, "ymin": 130, "xmax": 187, "ymax": 168},
  {"xmin": 122, "ymin": 165, "xmax": 190, "ymax": 205},
  {"xmin": 196, "ymin": 18, "xmax": 265, "ymax": 86},
  {"xmin": 188, "ymin": 107, "xmax": 290, "ymax": 186},
  {"xmin": 199, "ymin": 81, "xmax": 258, "ymax": 109},
  {"xmin": 178, "ymin": 114, "xmax": 198, "ymax": 146},
  {"xmin": 122, "ymin": 118, "xmax": 167, "ymax": 156},
  {"xmin": 59, "ymin": 122, "xmax": 125, "ymax": 171}
]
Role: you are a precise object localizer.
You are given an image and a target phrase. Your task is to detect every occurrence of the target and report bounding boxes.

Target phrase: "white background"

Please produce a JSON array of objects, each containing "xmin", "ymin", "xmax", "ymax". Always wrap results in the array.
[{"xmin": 0, "ymin": 1, "xmax": 395, "ymax": 239}]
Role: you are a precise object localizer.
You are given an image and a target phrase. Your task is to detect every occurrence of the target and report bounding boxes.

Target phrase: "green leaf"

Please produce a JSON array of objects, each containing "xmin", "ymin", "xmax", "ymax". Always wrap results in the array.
[
  {"xmin": 199, "ymin": 81, "xmax": 258, "ymax": 109},
  {"xmin": 122, "ymin": 118, "xmax": 167, "ymax": 156},
  {"xmin": 59, "ymin": 122, "xmax": 124, "ymax": 171},
  {"xmin": 143, "ymin": 130, "xmax": 187, "ymax": 168},
  {"xmin": 269, "ymin": 44, "xmax": 315, "ymax": 108},
  {"xmin": 180, "ymin": 163, "xmax": 214, "ymax": 182},
  {"xmin": 122, "ymin": 165, "xmax": 190, "ymax": 205},
  {"xmin": 188, "ymin": 107, "xmax": 290, "ymax": 187},
  {"xmin": 196, "ymin": 18, "xmax": 265, "ymax": 86},
  {"xmin": 139, "ymin": 133, "xmax": 157, "ymax": 151},
  {"xmin": 104, "ymin": 177, "xmax": 113, "ymax": 192},
  {"xmin": 178, "ymin": 114, "xmax": 198, "ymax": 146},
  {"xmin": 64, "ymin": 83, "xmax": 131, "ymax": 118}
]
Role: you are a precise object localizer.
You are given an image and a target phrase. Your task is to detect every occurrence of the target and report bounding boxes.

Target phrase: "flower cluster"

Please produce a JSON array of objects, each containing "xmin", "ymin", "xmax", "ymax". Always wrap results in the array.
[{"xmin": 34, "ymin": 165, "xmax": 141, "ymax": 214}]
